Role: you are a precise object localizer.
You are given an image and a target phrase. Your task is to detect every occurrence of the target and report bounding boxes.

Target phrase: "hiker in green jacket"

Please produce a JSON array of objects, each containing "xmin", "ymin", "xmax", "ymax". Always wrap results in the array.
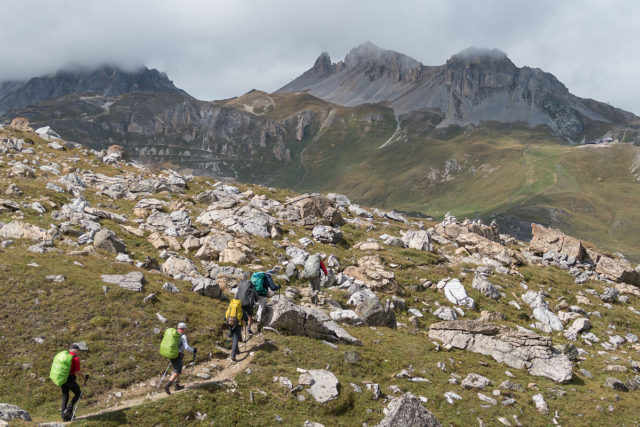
[{"xmin": 164, "ymin": 323, "xmax": 197, "ymax": 395}]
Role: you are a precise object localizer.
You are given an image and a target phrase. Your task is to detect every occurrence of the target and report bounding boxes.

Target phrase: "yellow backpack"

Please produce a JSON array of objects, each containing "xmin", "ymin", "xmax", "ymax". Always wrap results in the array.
[{"xmin": 225, "ymin": 299, "xmax": 243, "ymax": 328}]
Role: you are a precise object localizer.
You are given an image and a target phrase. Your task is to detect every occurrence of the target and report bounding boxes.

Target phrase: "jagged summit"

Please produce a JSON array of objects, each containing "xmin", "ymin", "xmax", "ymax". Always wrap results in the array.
[
  {"xmin": 0, "ymin": 64, "xmax": 186, "ymax": 116},
  {"xmin": 278, "ymin": 42, "xmax": 638, "ymax": 140}
]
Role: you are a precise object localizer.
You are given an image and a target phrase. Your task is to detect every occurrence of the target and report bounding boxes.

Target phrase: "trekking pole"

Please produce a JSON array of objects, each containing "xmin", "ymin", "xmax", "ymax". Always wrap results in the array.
[
  {"xmin": 157, "ymin": 362, "xmax": 171, "ymax": 389},
  {"xmin": 70, "ymin": 375, "xmax": 89, "ymax": 421},
  {"xmin": 191, "ymin": 351, "xmax": 197, "ymax": 377}
]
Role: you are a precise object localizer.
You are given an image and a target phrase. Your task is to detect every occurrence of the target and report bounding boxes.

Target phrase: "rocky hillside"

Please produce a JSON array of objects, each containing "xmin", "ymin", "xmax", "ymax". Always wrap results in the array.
[
  {"xmin": 1, "ymin": 119, "xmax": 640, "ymax": 425},
  {"xmin": 279, "ymin": 42, "xmax": 640, "ymax": 142}
]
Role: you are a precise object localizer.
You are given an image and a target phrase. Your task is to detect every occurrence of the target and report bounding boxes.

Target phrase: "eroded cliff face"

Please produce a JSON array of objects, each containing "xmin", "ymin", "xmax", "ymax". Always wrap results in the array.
[
  {"xmin": 278, "ymin": 43, "xmax": 639, "ymax": 142},
  {"xmin": 14, "ymin": 90, "xmax": 336, "ymax": 180}
]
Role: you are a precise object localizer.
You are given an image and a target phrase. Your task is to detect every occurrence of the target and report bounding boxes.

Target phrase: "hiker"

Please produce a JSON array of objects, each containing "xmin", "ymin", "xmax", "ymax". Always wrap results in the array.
[
  {"xmin": 50, "ymin": 344, "xmax": 86, "ymax": 421},
  {"xmin": 235, "ymin": 279, "xmax": 258, "ymax": 335},
  {"xmin": 163, "ymin": 323, "xmax": 197, "ymax": 395},
  {"xmin": 225, "ymin": 298, "xmax": 246, "ymax": 362},
  {"xmin": 303, "ymin": 253, "xmax": 328, "ymax": 304},
  {"xmin": 251, "ymin": 268, "xmax": 281, "ymax": 329}
]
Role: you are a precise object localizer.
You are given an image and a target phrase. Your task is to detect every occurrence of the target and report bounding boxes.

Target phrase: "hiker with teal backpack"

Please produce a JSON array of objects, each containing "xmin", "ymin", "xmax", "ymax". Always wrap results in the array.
[
  {"xmin": 160, "ymin": 322, "xmax": 196, "ymax": 395},
  {"xmin": 50, "ymin": 344, "xmax": 87, "ymax": 421},
  {"xmin": 251, "ymin": 268, "xmax": 281, "ymax": 330}
]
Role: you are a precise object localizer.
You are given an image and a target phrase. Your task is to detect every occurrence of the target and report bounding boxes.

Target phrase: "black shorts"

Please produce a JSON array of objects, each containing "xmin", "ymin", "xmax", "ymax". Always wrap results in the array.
[{"xmin": 170, "ymin": 353, "xmax": 184, "ymax": 374}]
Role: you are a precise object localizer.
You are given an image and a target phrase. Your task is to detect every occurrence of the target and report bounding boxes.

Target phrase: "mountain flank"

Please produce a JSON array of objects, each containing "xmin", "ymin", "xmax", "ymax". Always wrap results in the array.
[{"xmin": 278, "ymin": 42, "xmax": 639, "ymax": 142}]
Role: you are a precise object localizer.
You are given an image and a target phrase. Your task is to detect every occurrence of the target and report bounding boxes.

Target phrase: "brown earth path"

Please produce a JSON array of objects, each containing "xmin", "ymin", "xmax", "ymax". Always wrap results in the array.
[{"xmin": 71, "ymin": 334, "xmax": 266, "ymax": 422}]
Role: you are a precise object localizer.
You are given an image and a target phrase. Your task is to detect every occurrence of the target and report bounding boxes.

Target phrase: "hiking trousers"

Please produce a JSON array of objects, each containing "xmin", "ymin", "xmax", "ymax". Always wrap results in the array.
[
  {"xmin": 61, "ymin": 374, "xmax": 81, "ymax": 414},
  {"xmin": 255, "ymin": 295, "xmax": 268, "ymax": 323},
  {"xmin": 230, "ymin": 326, "xmax": 242, "ymax": 358}
]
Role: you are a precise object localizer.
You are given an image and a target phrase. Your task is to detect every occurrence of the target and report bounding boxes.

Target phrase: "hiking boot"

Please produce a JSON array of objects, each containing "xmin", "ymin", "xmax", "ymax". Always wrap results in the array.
[
  {"xmin": 62, "ymin": 413, "xmax": 71, "ymax": 422},
  {"xmin": 174, "ymin": 384, "xmax": 185, "ymax": 391},
  {"xmin": 163, "ymin": 381, "xmax": 172, "ymax": 395},
  {"xmin": 230, "ymin": 355, "xmax": 237, "ymax": 362}
]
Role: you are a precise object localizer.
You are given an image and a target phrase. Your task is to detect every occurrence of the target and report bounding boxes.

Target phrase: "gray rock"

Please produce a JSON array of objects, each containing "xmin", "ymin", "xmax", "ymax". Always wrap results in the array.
[
  {"xmin": 600, "ymin": 287, "xmax": 619, "ymax": 303},
  {"xmin": 429, "ymin": 320, "xmax": 572, "ymax": 383},
  {"xmin": 306, "ymin": 369, "xmax": 339, "ymax": 403},
  {"xmin": 443, "ymin": 279, "xmax": 475, "ymax": 309},
  {"xmin": 472, "ymin": 274, "xmax": 500, "ymax": 299},
  {"xmin": 498, "ymin": 380, "xmax": 525, "ymax": 392},
  {"xmin": 564, "ymin": 318, "xmax": 591, "ymax": 341},
  {"xmin": 100, "ymin": 271, "xmax": 144, "ymax": 291},
  {"xmin": 579, "ymin": 369, "xmax": 593, "ymax": 378},
  {"xmin": 46, "ymin": 275, "xmax": 65, "ymax": 283},
  {"xmin": 189, "ymin": 277, "xmax": 221, "ymax": 298},
  {"xmin": 434, "ymin": 306, "xmax": 458, "ymax": 321},
  {"xmin": 604, "ymin": 377, "xmax": 628, "ymax": 392},
  {"xmin": 532, "ymin": 394, "xmax": 548, "ymax": 414},
  {"xmin": 477, "ymin": 393, "xmax": 497, "ymax": 406},
  {"xmin": 162, "ymin": 282, "xmax": 180, "ymax": 293},
  {"xmin": 401, "ymin": 230, "xmax": 432, "ymax": 252},
  {"xmin": 355, "ymin": 297, "xmax": 397, "ymax": 329},
  {"xmin": 72, "ymin": 342, "xmax": 89, "ymax": 351},
  {"xmin": 0, "ymin": 403, "xmax": 32, "ymax": 421},
  {"xmin": 312, "ymin": 225, "xmax": 343, "ymax": 244},
  {"xmin": 143, "ymin": 293, "xmax": 157, "ymax": 303},
  {"xmin": 263, "ymin": 297, "xmax": 362, "ymax": 345},
  {"xmin": 461, "ymin": 373, "xmax": 491, "ymax": 390},
  {"xmin": 93, "ymin": 229, "xmax": 127, "ymax": 253},
  {"xmin": 376, "ymin": 392, "xmax": 442, "ymax": 427}
]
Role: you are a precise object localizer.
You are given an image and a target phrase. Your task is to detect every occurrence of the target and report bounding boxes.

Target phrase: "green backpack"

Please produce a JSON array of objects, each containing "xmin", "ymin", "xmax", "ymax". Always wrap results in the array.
[
  {"xmin": 50, "ymin": 350, "xmax": 74, "ymax": 386},
  {"xmin": 251, "ymin": 272, "xmax": 268, "ymax": 296},
  {"xmin": 159, "ymin": 328, "xmax": 181, "ymax": 359}
]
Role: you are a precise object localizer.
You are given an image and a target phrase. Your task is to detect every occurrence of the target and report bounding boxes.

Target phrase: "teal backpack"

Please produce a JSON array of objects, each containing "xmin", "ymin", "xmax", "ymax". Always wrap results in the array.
[{"xmin": 251, "ymin": 272, "xmax": 268, "ymax": 296}]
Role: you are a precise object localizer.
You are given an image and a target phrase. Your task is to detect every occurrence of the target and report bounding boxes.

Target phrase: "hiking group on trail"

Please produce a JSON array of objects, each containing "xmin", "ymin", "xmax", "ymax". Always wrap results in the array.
[{"xmin": 49, "ymin": 269, "xmax": 285, "ymax": 420}]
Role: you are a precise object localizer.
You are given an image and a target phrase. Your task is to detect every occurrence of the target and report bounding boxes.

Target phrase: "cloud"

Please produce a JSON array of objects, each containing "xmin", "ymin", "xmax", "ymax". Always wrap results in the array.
[{"xmin": 1, "ymin": 0, "xmax": 639, "ymax": 113}]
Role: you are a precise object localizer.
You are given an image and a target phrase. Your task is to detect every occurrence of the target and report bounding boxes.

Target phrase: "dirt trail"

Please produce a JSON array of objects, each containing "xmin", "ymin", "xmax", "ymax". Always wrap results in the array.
[{"xmin": 73, "ymin": 334, "xmax": 266, "ymax": 421}]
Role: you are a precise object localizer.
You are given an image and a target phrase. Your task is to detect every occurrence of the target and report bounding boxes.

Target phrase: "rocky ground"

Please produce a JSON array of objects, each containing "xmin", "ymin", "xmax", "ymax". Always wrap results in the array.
[{"xmin": 1, "ymin": 118, "xmax": 640, "ymax": 426}]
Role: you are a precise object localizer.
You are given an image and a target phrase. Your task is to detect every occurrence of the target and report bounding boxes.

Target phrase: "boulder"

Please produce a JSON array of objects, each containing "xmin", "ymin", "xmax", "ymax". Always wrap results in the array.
[
  {"xmin": 0, "ymin": 221, "xmax": 50, "ymax": 241},
  {"xmin": 93, "ymin": 229, "xmax": 127, "ymax": 253},
  {"xmin": 323, "ymin": 207, "xmax": 345, "ymax": 226},
  {"xmin": 443, "ymin": 279, "xmax": 475, "ymax": 309},
  {"xmin": 529, "ymin": 224, "xmax": 587, "ymax": 261},
  {"xmin": 596, "ymin": 256, "xmax": 640, "ymax": 285},
  {"xmin": 343, "ymin": 256, "xmax": 397, "ymax": 291},
  {"xmin": 262, "ymin": 297, "xmax": 362, "ymax": 345},
  {"xmin": 9, "ymin": 117, "xmax": 32, "ymax": 131},
  {"xmin": 355, "ymin": 297, "xmax": 397, "ymax": 329},
  {"xmin": 428, "ymin": 320, "xmax": 572, "ymax": 383},
  {"xmin": 305, "ymin": 369, "xmax": 340, "ymax": 403},
  {"xmin": 219, "ymin": 248, "xmax": 248, "ymax": 264},
  {"xmin": 312, "ymin": 225, "xmax": 342, "ymax": 244},
  {"xmin": 401, "ymin": 230, "xmax": 432, "ymax": 252},
  {"xmin": 100, "ymin": 271, "xmax": 144, "ymax": 291},
  {"xmin": 0, "ymin": 403, "xmax": 31, "ymax": 422},
  {"xmin": 162, "ymin": 256, "xmax": 198, "ymax": 277},
  {"xmin": 288, "ymin": 194, "xmax": 332, "ymax": 219},
  {"xmin": 189, "ymin": 277, "xmax": 222, "ymax": 298},
  {"xmin": 455, "ymin": 233, "xmax": 519, "ymax": 265},
  {"xmin": 434, "ymin": 306, "xmax": 458, "ymax": 321},
  {"xmin": 375, "ymin": 392, "xmax": 442, "ymax": 427},
  {"xmin": 461, "ymin": 373, "xmax": 491, "ymax": 390},
  {"xmin": 435, "ymin": 213, "xmax": 501, "ymax": 242},
  {"xmin": 472, "ymin": 274, "xmax": 500, "ymax": 299},
  {"xmin": 564, "ymin": 318, "xmax": 591, "ymax": 341}
]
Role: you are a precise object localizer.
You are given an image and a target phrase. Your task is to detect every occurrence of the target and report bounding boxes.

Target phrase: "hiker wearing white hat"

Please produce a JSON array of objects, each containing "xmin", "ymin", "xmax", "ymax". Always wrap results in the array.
[{"xmin": 164, "ymin": 323, "xmax": 196, "ymax": 394}]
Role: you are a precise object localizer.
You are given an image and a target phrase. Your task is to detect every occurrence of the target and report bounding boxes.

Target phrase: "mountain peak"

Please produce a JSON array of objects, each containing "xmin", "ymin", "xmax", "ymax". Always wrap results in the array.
[{"xmin": 448, "ymin": 47, "xmax": 511, "ymax": 66}]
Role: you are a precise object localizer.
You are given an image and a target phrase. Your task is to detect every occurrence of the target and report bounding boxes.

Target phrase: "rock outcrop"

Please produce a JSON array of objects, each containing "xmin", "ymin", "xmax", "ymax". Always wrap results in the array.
[
  {"xmin": 529, "ymin": 224, "xmax": 587, "ymax": 262},
  {"xmin": 428, "ymin": 320, "xmax": 572, "ymax": 383},
  {"xmin": 595, "ymin": 256, "xmax": 640, "ymax": 286},
  {"xmin": 263, "ymin": 297, "xmax": 362, "ymax": 345}
]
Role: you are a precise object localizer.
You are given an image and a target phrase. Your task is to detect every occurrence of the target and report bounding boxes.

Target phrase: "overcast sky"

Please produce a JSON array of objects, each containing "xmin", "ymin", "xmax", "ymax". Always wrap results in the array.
[{"xmin": 2, "ymin": 0, "xmax": 639, "ymax": 114}]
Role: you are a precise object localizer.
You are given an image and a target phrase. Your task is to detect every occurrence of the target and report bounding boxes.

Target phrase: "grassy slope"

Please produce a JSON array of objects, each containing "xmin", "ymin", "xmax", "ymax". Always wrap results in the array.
[{"xmin": 1, "ymin": 129, "xmax": 640, "ymax": 425}]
